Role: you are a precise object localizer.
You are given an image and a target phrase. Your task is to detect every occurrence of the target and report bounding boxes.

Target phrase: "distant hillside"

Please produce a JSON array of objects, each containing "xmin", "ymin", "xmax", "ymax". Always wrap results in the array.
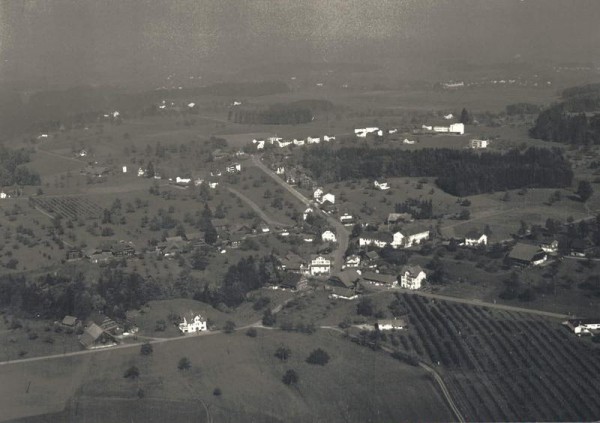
[{"xmin": 529, "ymin": 83, "xmax": 600, "ymax": 144}]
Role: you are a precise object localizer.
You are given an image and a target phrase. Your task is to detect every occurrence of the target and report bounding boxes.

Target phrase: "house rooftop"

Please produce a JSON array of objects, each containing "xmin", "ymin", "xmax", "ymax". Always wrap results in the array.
[
  {"xmin": 331, "ymin": 269, "xmax": 361, "ymax": 288},
  {"xmin": 79, "ymin": 323, "xmax": 104, "ymax": 347},
  {"xmin": 508, "ymin": 243, "xmax": 544, "ymax": 262},
  {"xmin": 465, "ymin": 229, "xmax": 484, "ymax": 239},
  {"xmin": 361, "ymin": 272, "xmax": 397, "ymax": 284},
  {"xmin": 400, "ymin": 265, "xmax": 424, "ymax": 276},
  {"xmin": 361, "ymin": 231, "xmax": 393, "ymax": 243}
]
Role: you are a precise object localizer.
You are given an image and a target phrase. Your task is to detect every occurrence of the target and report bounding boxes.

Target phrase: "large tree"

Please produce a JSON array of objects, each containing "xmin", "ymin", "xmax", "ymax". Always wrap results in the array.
[{"xmin": 577, "ymin": 180, "xmax": 594, "ymax": 202}]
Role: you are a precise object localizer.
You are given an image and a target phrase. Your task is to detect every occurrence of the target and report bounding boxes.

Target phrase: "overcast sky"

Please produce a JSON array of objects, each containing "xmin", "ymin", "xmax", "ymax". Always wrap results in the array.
[{"xmin": 1, "ymin": 0, "xmax": 599, "ymax": 87}]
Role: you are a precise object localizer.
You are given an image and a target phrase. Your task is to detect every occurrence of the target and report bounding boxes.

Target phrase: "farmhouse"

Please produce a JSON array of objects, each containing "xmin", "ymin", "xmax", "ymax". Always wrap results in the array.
[
  {"xmin": 340, "ymin": 213, "xmax": 355, "ymax": 225},
  {"xmin": 260, "ymin": 224, "xmax": 270, "ymax": 233},
  {"xmin": 387, "ymin": 213, "xmax": 413, "ymax": 225},
  {"xmin": 464, "ymin": 230, "xmax": 488, "ymax": 247},
  {"xmin": 79, "ymin": 323, "xmax": 116, "ymax": 349},
  {"xmin": 329, "ymin": 287, "xmax": 359, "ymax": 300},
  {"xmin": 399, "ymin": 265, "xmax": 426, "ymax": 290},
  {"xmin": 175, "ymin": 176, "xmax": 191, "ymax": 185},
  {"xmin": 377, "ymin": 318, "xmax": 407, "ymax": 330},
  {"xmin": 355, "ymin": 127, "xmax": 379, "ymax": 138},
  {"xmin": 303, "ymin": 207, "xmax": 313, "ymax": 220},
  {"xmin": 279, "ymin": 252, "xmax": 309, "ymax": 274},
  {"xmin": 323, "ymin": 135, "xmax": 335, "ymax": 142},
  {"xmin": 329, "ymin": 269, "xmax": 361, "ymax": 289},
  {"xmin": 313, "ymin": 187, "xmax": 324, "ymax": 200},
  {"xmin": 362, "ymin": 271, "xmax": 398, "ymax": 287},
  {"xmin": 392, "ymin": 227, "xmax": 430, "ymax": 248},
  {"xmin": 302, "ymin": 233, "xmax": 315, "ymax": 243},
  {"xmin": 61, "ymin": 315, "xmax": 79, "ymax": 327},
  {"xmin": 293, "ymin": 138, "xmax": 306, "ymax": 146},
  {"xmin": 310, "ymin": 255, "xmax": 331, "ymax": 276},
  {"xmin": 275, "ymin": 166, "xmax": 285, "ymax": 175},
  {"xmin": 178, "ymin": 314, "xmax": 207, "ymax": 333},
  {"xmin": 307, "ymin": 136, "xmax": 320, "ymax": 144},
  {"xmin": 359, "ymin": 232, "xmax": 393, "ymax": 248},
  {"xmin": 564, "ymin": 319, "xmax": 600, "ymax": 336},
  {"xmin": 319, "ymin": 193, "xmax": 335, "ymax": 205},
  {"xmin": 280, "ymin": 273, "xmax": 309, "ymax": 291},
  {"xmin": 471, "ymin": 139, "xmax": 489, "ymax": 149},
  {"xmin": 508, "ymin": 243, "xmax": 547, "ymax": 266},
  {"xmin": 540, "ymin": 240, "xmax": 559, "ymax": 254},
  {"xmin": 0, "ymin": 191, "xmax": 7, "ymax": 199},
  {"xmin": 89, "ymin": 251, "xmax": 113, "ymax": 264},
  {"xmin": 322, "ymin": 230, "xmax": 337, "ymax": 243}
]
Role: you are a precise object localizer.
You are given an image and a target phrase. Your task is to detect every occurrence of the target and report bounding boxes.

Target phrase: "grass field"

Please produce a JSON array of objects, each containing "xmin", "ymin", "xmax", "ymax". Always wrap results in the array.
[{"xmin": 0, "ymin": 329, "xmax": 452, "ymax": 423}]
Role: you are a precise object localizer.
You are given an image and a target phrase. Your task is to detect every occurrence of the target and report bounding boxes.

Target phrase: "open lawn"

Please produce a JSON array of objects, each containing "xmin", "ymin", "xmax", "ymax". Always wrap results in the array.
[{"xmin": 0, "ymin": 330, "xmax": 452, "ymax": 423}]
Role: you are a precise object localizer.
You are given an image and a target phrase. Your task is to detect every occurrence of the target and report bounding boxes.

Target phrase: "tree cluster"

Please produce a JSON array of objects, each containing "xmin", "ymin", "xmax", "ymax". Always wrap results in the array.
[
  {"xmin": 302, "ymin": 146, "xmax": 572, "ymax": 196},
  {"xmin": 394, "ymin": 198, "xmax": 434, "ymax": 219},
  {"xmin": 0, "ymin": 146, "xmax": 40, "ymax": 186}
]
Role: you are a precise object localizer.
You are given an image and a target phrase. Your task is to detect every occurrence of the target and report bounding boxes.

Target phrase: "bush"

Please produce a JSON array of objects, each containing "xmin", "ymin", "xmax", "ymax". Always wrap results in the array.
[
  {"xmin": 213, "ymin": 387, "xmax": 222, "ymax": 396},
  {"xmin": 154, "ymin": 320, "xmax": 167, "ymax": 332},
  {"xmin": 282, "ymin": 369, "xmax": 299, "ymax": 386},
  {"xmin": 246, "ymin": 327, "xmax": 258, "ymax": 337},
  {"xmin": 140, "ymin": 342, "xmax": 153, "ymax": 355},
  {"xmin": 306, "ymin": 348, "xmax": 330, "ymax": 366},
  {"xmin": 262, "ymin": 309, "xmax": 276, "ymax": 327},
  {"xmin": 124, "ymin": 366, "xmax": 140, "ymax": 379},
  {"xmin": 275, "ymin": 346, "xmax": 291, "ymax": 361},
  {"xmin": 27, "ymin": 332, "xmax": 38, "ymax": 340},
  {"xmin": 223, "ymin": 321, "xmax": 236, "ymax": 333},
  {"xmin": 253, "ymin": 296, "xmax": 271, "ymax": 310},
  {"xmin": 178, "ymin": 357, "xmax": 191, "ymax": 370}
]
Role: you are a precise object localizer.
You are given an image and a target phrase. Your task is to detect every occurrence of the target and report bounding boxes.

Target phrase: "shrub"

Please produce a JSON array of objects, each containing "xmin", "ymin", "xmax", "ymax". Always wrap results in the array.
[
  {"xmin": 213, "ymin": 387, "xmax": 222, "ymax": 396},
  {"xmin": 246, "ymin": 327, "xmax": 258, "ymax": 338},
  {"xmin": 178, "ymin": 357, "xmax": 191, "ymax": 370},
  {"xmin": 306, "ymin": 348, "xmax": 330, "ymax": 366},
  {"xmin": 282, "ymin": 369, "xmax": 299, "ymax": 386},
  {"xmin": 223, "ymin": 321, "xmax": 236, "ymax": 333},
  {"xmin": 253, "ymin": 296, "xmax": 271, "ymax": 311},
  {"xmin": 154, "ymin": 320, "xmax": 167, "ymax": 332},
  {"xmin": 275, "ymin": 346, "xmax": 291, "ymax": 361},
  {"xmin": 262, "ymin": 309, "xmax": 276, "ymax": 327},
  {"xmin": 140, "ymin": 342, "xmax": 153, "ymax": 355},
  {"xmin": 124, "ymin": 366, "xmax": 140, "ymax": 379}
]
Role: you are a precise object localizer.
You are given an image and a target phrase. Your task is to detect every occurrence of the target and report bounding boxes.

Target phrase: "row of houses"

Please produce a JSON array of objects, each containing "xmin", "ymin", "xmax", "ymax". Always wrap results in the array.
[
  {"xmin": 253, "ymin": 135, "xmax": 336, "ymax": 150},
  {"xmin": 358, "ymin": 226, "xmax": 430, "ymax": 249},
  {"xmin": 420, "ymin": 122, "xmax": 465, "ymax": 135}
]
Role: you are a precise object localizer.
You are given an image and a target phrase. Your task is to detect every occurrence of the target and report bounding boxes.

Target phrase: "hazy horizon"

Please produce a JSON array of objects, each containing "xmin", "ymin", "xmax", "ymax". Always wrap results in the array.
[{"xmin": 1, "ymin": 0, "xmax": 599, "ymax": 88}]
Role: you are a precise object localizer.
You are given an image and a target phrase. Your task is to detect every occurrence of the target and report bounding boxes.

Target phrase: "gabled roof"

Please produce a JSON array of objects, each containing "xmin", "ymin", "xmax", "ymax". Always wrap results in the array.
[
  {"xmin": 387, "ymin": 213, "xmax": 413, "ymax": 223},
  {"xmin": 465, "ymin": 229, "xmax": 485, "ymax": 239},
  {"xmin": 377, "ymin": 318, "xmax": 407, "ymax": 327},
  {"xmin": 361, "ymin": 272, "xmax": 397, "ymax": 284},
  {"xmin": 330, "ymin": 269, "xmax": 361, "ymax": 288},
  {"xmin": 365, "ymin": 251, "xmax": 379, "ymax": 260},
  {"xmin": 400, "ymin": 265, "xmax": 425, "ymax": 276},
  {"xmin": 62, "ymin": 315, "xmax": 78, "ymax": 326},
  {"xmin": 360, "ymin": 231, "xmax": 393, "ymax": 243},
  {"xmin": 79, "ymin": 323, "xmax": 104, "ymax": 347},
  {"xmin": 396, "ymin": 224, "xmax": 430, "ymax": 236}
]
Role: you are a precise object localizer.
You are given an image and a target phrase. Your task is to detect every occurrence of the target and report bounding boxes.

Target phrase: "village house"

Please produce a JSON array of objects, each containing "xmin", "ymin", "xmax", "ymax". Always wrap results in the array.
[
  {"xmin": 376, "ymin": 318, "xmax": 407, "ymax": 331},
  {"xmin": 302, "ymin": 233, "xmax": 315, "ymax": 243},
  {"xmin": 303, "ymin": 207, "xmax": 313, "ymax": 220},
  {"xmin": 79, "ymin": 323, "xmax": 116, "ymax": 349},
  {"xmin": 313, "ymin": 187, "xmax": 324, "ymax": 200},
  {"xmin": 260, "ymin": 224, "xmax": 270, "ymax": 233},
  {"xmin": 310, "ymin": 255, "xmax": 331, "ymax": 276},
  {"xmin": 279, "ymin": 252, "xmax": 309, "ymax": 274},
  {"xmin": 387, "ymin": 213, "xmax": 413, "ymax": 226},
  {"xmin": 329, "ymin": 269, "xmax": 361, "ymax": 290},
  {"xmin": 319, "ymin": 193, "xmax": 335, "ymax": 205},
  {"xmin": 323, "ymin": 135, "xmax": 335, "ymax": 142},
  {"xmin": 564, "ymin": 319, "xmax": 600, "ymax": 336},
  {"xmin": 179, "ymin": 314, "xmax": 208, "ymax": 334},
  {"xmin": 464, "ymin": 230, "xmax": 488, "ymax": 247},
  {"xmin": 175, "ymin": 177, "xmax": 191, "ymax": 185},
  {"xmin": 208, "ymin": 182, "xmax": 218, "ymax": 189},
  {"xmin": 340, "ymin": 213, "xmax": 355, "ymax": 225},
  {"xmin": 400, "ymin": 265, "xmax": 426, "ymax": 290},
  {"xmin": 322, "ymin": 230, "xmax": 337, "ymax": 243},
  {"xmin": 403, "ymin": 138, "xmax": 415, "ymax": 144},
  {"xmin": 359, "ymin": 232, "xmax": 393, "ymax": 248},
  {"xmin": 362, "ymin": 271, "xmax": 398, "ymax": 287},
  {"xmin": 293, "ymin": 138, "xmax": 305, "ymax": 146},
  {"xmin": 275, "ymin": 166, "xmax": 285, "ymax": 175},
  {"xmin": 507, "ymin": 243, "xmax": 548, "ymax": 266},
  {"xmin": 329, "ymin": 287, "xmax": 359, "ymax": 300},
  {"xmin": 345, "ymin": 254, "xmax": 361, "ymax": 268},
  {"xmin": 355, "ymin": 127, "xmax": 379, "ymax": 138},
  {"xmin": 226, "ymin": 163, "xmax": 242, "ymax": 173},
  {"xmin": 364, "ymin": 250, "xmax": 380, "ymax": 267},
  {"xmin": 0, "ymin": 191, "xmax": 7, "ymax": 199},
  {"xmin": 89, "ymin": 251, "xmax": 113, "ymax": 264},
  {"xmin": 374, "ymin": 180, "xmax": 390, "ymax": 190},
  {"xmin": 307, "ymin": 136, "xmax": 320, "ymax": 144},
  {"xmin": 540, "ymin": 240, "xmax": 559, "ymax": 255},
  {"xmin": 392, "ymin": 227, "xmax": 430, "ymax": 248},
  {"xmin": 61, "ymin": 315, "xmax": 79, "ymax": 328},
  {"xmin": 470, "ymin": 139, "xmax": 489, "ymax": 149}
]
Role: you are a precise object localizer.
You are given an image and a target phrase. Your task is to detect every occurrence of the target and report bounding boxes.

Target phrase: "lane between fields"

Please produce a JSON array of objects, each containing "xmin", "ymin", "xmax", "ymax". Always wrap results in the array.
[{"xmin": 226, "ymin": 186, "xmax": 291, "ymax": 229}]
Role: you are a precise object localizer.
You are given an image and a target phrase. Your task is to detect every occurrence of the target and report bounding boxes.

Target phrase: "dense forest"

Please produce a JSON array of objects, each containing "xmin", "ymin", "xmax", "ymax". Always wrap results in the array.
[
  {"xmin": 228, "ymin": 103, "xmax": 313, "ymax": 125},
  {"xmin": 0, "ymin": 146, "xmax": 41, "ymax": 186},
  {"xmin": 301, "ymin": 146, "xmax": 572, "ymax": 196},
  {"xmin": 530, "ymin": 84, "xmax": 600, "ymax": 144}
]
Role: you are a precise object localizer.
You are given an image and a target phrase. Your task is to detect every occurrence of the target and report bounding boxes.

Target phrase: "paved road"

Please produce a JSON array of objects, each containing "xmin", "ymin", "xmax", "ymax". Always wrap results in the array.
[
  {"xmin": 227, "ymin": 187, "xmax": 291, "ymax": 229},
  {"xmin": 251, "ymin": 155, "xmax": 349, "ymax": 273}
]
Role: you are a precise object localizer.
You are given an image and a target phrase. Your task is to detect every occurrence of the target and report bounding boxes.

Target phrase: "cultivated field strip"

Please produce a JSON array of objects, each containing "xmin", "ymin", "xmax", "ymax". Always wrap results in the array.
[
  {"xmin": 399, "ymin": 294, "xmax": 600, "ymax": 422},
  {"xmin": 31, "ymin": 196, "xmax": 103, "ymax": 220}
]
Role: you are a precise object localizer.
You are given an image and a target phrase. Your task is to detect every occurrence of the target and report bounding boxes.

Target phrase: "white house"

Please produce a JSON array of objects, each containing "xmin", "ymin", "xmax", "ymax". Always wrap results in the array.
[
  {"xmin": 137, "ymin": 167, "xmax": 146, "ymax": 177},
  {"xmin": 355, "ymin": 127, "xmax": 379, "ymax": 138},
  {"xmin": 433, "ymin": 126, "xmax": 449, "ymax": 133},
  {"xmin": 0, "ymin": 192, "xmax": 7, "ymax": 199},
  {"xmin": 122, "ymin": 166, "xmax": 127, "ymax": 173},
  {"xmin": 392, "ymin": 229, "xmax": 430, "ymax": 248},
  {"xmin": 444, "ymin": 113, "xmax": 454, "ymax": 120},
  {"xmin": 179, "ymin": 314, "xmax": 208, "ymax": 333},
  {"xmin": 268, "ymin": 136, "xmax": 283, "ymax": 144},
  {"xmin": 307, "ymin": 136, "xmax": 320, "ymax": 144},
  {"xmin": 320, "ymin": 193, "xmax": 335, "ymax": 205},
  {"xmin": 403, "ymin": 138, "xmax": 415, "ymax": 144},
  {"xmin": 303, "ymin": 207, "xmax": 314, "ymax": 221},
  {"xmin": 377, "ymin": 318, "xmax": 407, "ymax": 330},
  {"xmin": 388, "ymin": 129, "xmax": 398, "ymax": 134},
  {"xmin": 260, "ymin": 224, "xmax": 270, "ymax": 233},
  {"xmin": 421, "ymin": 125, "xmax": 433, "ymax": 131},
  {"xmin": 374, "ymin": 180, "xmax": 390, "ymax": 190},
  {"xmin": 313, "ymin": 187, "xmax": 324, "ymax": 200},
  {"xmin": 345, "ymin": 255, "xmax": 360, "ymax": 268},
  {"xmin": 275, "ymin": 166, "xmax": 285, "ymax": 175},
  {"xmin": 208, "ymin": 182, "xmax": 218, "ymax": 189},
  {"xmin": 565, "ymin": 319, "xmax": 600, "ymax": 336},
  {"xmin": 323, "ymin": 135, "xmax": 336, "ymax": 142},
  {"xmin": 359, "ymin": 232, "xmax": 393, "ymax": 248},
  {"xmin": 226, "ymin": 163, "xmax": 241, "ymax": 173},
  {"xmin": 322, "ymin": 230, "xmax": 337, "ymax": 243},
  {"xmin": 470, "ymin": 139, "xmax": 489, "ymax": 149},
  {"xmin": 449, "ymin": 123, "xmax": 465, "ymax": 134},
  {"xmin": 540, "ymin": 240, "xmax": 559, "ymax": 254},
  {"xmin": 194, "ymin": 178, "xmax": 204, "ymax": 186},
  {"xmin": 340, "ymin": 213, "xmax": 354, "ymax": 225},
  {"xmin": 256, "ymin": 140, "xmax": 265, "ymax": 149},
  {"xmin": 293, "ymin": 139, "xmax": 305, "ymax": 146},
  {"xmin": 464, "ymin": 230, "xmax": 488, "ymax": 247},
  {"xmin": 175, "ymin": 177, "xmax": 191, "ymax": 185},
  {"xmin": 400, "ymin": 265, "xmax": 426, "ymax": 290},
  {"xmin": 310, "ymin": 255, "xmax": 331, "ymax": 275}
]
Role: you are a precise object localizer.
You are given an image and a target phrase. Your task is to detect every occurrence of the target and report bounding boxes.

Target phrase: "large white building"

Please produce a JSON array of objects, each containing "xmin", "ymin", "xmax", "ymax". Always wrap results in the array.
[
  {"xmin": 400, "ymin": 265, "xmax": 426, "ymax": 290},
  {"xmin": 392, "ymin": 229, "xmax": 430, "ymax": 248},
  {"xmin": 310, "ymin": 255, "xmax": 331, "ymax": 275},
  {"xmin": 322, "ymin": 230, "xmax": 337, "ymax": 243},
  {"xmin": 179, "ymin": 314, "xmax": 208, "ymax": 333},
  {"xmin": 470, "ymin": 139, "xmax": 489, "ymax": 149}
]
